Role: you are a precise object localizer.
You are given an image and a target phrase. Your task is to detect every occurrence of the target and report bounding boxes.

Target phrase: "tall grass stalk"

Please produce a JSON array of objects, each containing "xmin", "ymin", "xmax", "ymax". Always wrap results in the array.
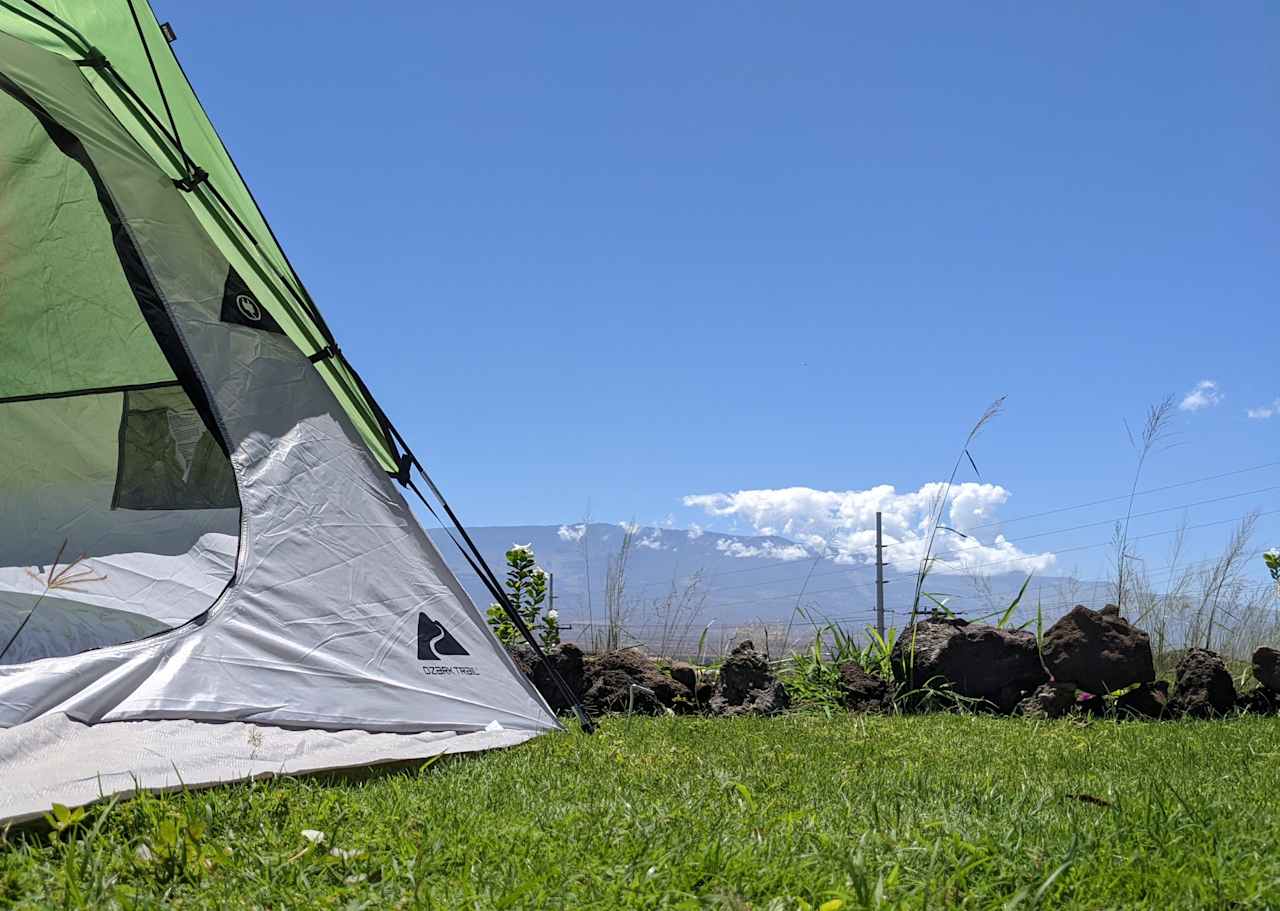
[
  {"xmin": 909, "ymin": 394, "xmax": 1006, "ymax": 626},
  {"xmin": 1113, "ymin": 395, "xmax": 1176, "ymax": 612}
]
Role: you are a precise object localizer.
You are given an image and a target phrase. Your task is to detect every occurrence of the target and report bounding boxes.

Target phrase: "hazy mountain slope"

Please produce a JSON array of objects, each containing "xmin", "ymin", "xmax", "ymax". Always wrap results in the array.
[{"xmin": 428, "ymin": 524, "xmax": 1086, "ymax": 649}]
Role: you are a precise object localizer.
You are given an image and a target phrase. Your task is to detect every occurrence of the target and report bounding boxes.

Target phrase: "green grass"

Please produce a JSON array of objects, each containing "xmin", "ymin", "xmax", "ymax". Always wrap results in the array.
[{"xmin": 3, "ymin": 715, "xmax": 1280, "ymax": 909}]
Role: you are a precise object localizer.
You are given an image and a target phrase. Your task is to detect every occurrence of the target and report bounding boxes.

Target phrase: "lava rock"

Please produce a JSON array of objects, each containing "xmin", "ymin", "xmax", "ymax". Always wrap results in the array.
[
  {"xmin": 1079, "ymin": 691, "xmax": 1111, "ymax": 717},
  {"xmin": 668, "ymin": 661, "xmax": 698, "ymax": 693},
  {"xmin": 580, "ymin": 649, "xmax": 691, "ymax": 715},
  {"xmin": 1015, "ymin": 682, "xmax": 1078, "ymax": 719},
  {"xmin": 1171, "ymin": 648, "xmax": 1236, "ymax": 718},
  {"xmin": 1040, "ymin": 605, "xmax": 1155, "ymax": 695},
  {"xmin": 1238, "ymin": 686, "xmax": 1280, "ymax": 716},
  {"xmin": 1113, "ymin": 680, "xmax": 1170, "ymax": 719},
  {"xmin": 837, "ymin": 662, "xmax": 893, "ymax": 713},
  {"xmin": 708, "ymin": 641, "xmax": 789, "ymax": 716},
  {"xmin": 717, "ymin": 641, "xmax": 773, "ymax": 704},
  {"xmin": 583, "ymin": 670, "xmax": 663, "ymax": 715},
  {"xmin": 709, "ymin": 680, "xmax": 791, "ymax": 717},
  {"xmin": 1252, "ymin": 647, "xmax": 1280, "ymax": 692},
  {"xmin": 890, "ymin": 614, "xmax": 1048, "ymax": 713},
  {"xmin": 510, "ymin": 642, "xmax": 586, "ymax": 714}
]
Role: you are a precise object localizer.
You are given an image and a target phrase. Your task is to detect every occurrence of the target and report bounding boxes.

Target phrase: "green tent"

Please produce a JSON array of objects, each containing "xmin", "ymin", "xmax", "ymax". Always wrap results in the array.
[
  {"xmin": 0, "ymin": 0, "xmax": 400, "ymax": 469},
  {"xmin": 0, "ymin": 1, "xmax": 586, "ymax": 824}
]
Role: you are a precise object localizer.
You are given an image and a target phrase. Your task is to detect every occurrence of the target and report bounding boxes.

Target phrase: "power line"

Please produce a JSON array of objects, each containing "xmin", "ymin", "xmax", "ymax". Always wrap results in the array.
[
  {"xmin": 551, "ymin": 489, "xmax": 1279, "ymax": 606},
  {"xmin": 549, "ymin": 460, "xmax": 1280, "ymax": 599},
  {"xmin": 885, "ymin": 484, "xmax": 1280, "ymax": 561},
  {"xmin": 559, "ymin": 505, "xmax": 1280, "ymax": 619},
  {"xmin": 444, "ymin": 461, "xmax": 1280, "ymax": 605},
  {"xmin": 965, "ymin": 459, "xmax": 1280, "ymax": 532}
]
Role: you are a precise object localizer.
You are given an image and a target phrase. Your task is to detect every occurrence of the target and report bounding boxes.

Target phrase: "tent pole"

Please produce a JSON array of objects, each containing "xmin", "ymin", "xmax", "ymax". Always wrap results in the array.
[{"xmin": 406, "ymin": 477, "xmax": 595, "ymax": 734}]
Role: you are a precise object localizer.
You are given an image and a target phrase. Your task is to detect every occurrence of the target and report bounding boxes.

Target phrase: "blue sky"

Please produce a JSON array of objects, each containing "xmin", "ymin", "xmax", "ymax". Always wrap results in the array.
[{"xmin": 164, "ymin": 3, "xmax": 1279, "ymax": 580}]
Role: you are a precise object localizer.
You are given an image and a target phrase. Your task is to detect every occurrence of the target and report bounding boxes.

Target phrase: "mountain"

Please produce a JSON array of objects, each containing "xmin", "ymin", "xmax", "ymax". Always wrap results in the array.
[{"xmin": 428, "ymin": 523, "xmax": 1082, "ymax": 653}]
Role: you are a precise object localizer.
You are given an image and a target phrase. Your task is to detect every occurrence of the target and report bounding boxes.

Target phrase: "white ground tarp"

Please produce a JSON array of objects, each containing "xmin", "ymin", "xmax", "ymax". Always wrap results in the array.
[{"xmin": 0, "ymin": 713, "xmax": 538, "ymax": 824}]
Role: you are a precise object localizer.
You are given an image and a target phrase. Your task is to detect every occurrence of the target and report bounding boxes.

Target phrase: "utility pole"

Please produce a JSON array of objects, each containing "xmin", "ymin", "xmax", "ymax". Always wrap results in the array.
[{"xmin": 875, "ymin": 511, "xmax": 886, "ymax": 639}]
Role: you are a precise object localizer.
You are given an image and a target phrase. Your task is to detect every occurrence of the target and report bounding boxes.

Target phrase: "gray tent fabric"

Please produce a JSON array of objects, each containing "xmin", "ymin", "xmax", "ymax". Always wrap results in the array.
[{"xmin": 0, "ymin": 27, "xmax": 558, "ymax": 822}]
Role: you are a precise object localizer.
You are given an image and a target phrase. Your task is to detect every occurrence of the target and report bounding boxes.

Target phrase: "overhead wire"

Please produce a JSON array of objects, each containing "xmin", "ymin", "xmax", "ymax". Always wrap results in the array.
[
  {"xmin": 542, "ymin": 460, "xmax": 1280, "ymax": 600},
  {"xmin": 543, "ymin": 487, "xmax": 1280, "ymax": 609}
]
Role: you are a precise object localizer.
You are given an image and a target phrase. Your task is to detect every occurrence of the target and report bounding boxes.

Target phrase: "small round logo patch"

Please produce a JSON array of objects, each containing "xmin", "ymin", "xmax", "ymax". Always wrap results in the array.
[{"xmin": 236, "ymin": 294, "xmax": 262, "ymax": 322}]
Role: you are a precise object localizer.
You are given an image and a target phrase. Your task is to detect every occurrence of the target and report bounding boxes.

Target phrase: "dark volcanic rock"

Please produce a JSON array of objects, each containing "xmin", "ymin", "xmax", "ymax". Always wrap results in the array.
[
  {"xmin": 1114, "ymin": 680, "xmax": 1170, "ymax": 719},
  {"xmin": 668, "ymin": 660, "xmax": 698, "ymax": 693},
  {"xmin": 890, "ymin": 614, "xmax": 1048, "ymax": 713},
  {"xmin": 510, "ymin": 643, "xmax": 586, "ymax": 714},
  {"xmin": 709, "ymin": 680, "xmax": 791, "ymax": 717},
  {"xmin": 1077, "ymin": 691, "xmax": 1108, "ymax": 717},
  {"xmin": 1238, "ymin": 686, "xmax": 1280, "ymax": 716},
  {"xmin": 581, "ymin": 649, "xmax": 691, "ymax": 715},
  {"xmin": 1040, "ymin": 605, "xmax": 1155, "ymax": 695},
  {"xmin": 709, "ymin": 641, "xmax": 789, "ymax": 716},
  {"xmin": 717, "ymin": 641, "xmax": 773, "ymax": 704},
  {"xmin": 1171, "ymin": 648, "xmax": 1236, "ymax": 718},
  {"xmin": 1252, "ymin": 647, "xmax": 1280, "ymax": 692},
  {"xmin": 837, "ymin": 662, "xmax": 893, "ymax": 713},
  {"xmin": 1014, "ymin": 682, "xmax": 1077, "ymax": 719}
]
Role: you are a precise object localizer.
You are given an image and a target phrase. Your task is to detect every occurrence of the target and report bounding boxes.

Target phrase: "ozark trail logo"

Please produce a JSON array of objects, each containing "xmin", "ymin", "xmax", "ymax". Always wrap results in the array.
[
  {"xmin": 417, "ymin": 614, "xmax": 479, "ymax": 677},
  {"xmin": 417, "ymin": 613, "xmax": 469, "ymax": 661}
]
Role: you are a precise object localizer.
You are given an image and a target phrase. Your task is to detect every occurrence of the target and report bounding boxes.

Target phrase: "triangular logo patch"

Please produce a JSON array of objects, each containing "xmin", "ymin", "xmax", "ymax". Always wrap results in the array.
[{"xmin": 417, "ymin": 613, "xmax": 469, "ymax": 661}]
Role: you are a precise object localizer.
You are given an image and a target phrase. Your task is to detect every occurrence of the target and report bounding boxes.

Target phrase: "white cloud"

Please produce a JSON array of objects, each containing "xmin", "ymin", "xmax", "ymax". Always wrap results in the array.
[
  {"xmin": 684, "ymin": 482, "xmax": 1055, "ymax": 575},
  {"xmin": 687, "ymin": 523, "xmax": 704, "ymax": 540},
  {"xmin": 557, "ymin": 524, "xmax": 585, "ymax": 543},
  {"xmin": 1179, "ymin": 379, "xmax": 1222, "ymax": 412},
  {"xmin": 1247, "ymin": 399, "xmax": 1280, "ymax": 420},
  {"xmin": 714, "ymin": 537, "xmax": 811, "ymax": 561},
  {"xmin": 637, "ymin": 528, "xmax": 668, "ymax": 550},
  {"xmin": 619, "ymin": 520, "xmax": 640, "ymax": 534}
]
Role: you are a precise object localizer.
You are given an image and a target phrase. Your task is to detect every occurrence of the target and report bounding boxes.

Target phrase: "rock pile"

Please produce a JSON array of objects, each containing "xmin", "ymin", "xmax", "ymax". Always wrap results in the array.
[
  {"xmin": 510, "ymin": 609, "xmax": 1280, "ymax": 722},
  {"xmin": 516, "ymin": 640, "xmax": 788, "ymax": 718}
]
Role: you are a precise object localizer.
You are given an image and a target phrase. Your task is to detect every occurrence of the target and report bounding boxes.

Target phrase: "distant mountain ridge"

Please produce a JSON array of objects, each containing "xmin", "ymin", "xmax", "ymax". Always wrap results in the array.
[{"xmin": 428, "ymin": 523, "xmax": 1081, "ymax": 649}]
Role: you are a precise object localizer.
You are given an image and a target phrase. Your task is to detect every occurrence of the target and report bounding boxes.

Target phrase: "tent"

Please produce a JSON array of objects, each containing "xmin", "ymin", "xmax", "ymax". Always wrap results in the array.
[{"xmin": 0, "ymin": 1, "xmax": 585, "ymax": 824}]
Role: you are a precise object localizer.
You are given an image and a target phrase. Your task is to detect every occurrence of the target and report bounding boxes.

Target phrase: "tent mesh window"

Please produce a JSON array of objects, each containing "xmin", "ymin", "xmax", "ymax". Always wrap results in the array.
[
  {"xmin": 0, "ymin": 78, "xmax": 241, "ymax": 665},
  {"xmin": 112, "ymin": 387, "xmax": 238, "ymax": 511}
]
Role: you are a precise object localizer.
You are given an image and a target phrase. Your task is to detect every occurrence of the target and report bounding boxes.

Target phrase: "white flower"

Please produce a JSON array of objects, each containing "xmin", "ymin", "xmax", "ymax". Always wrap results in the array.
[
  {"xmin": 330, "ymin": 847, "xmax": 363, "ymax": 861},
  {"xmin": 546, "ymin": 609, "xmax": 559, "ymax": 621},
  {"xmin": 509, "ymin": 542, "xmax": 532, "ymax": 555},
  {"xmin": 533, "ymin": 566, "xmax": 547, "ymax": 577},
  {"xmin": 300, "ymin": 829, "xmax": 327, "ymax": 845}
]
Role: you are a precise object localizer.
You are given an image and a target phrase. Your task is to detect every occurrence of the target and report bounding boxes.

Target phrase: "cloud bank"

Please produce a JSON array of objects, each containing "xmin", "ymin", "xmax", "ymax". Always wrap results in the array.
[{"xmin": 683, "ymin": 483, "xmax": 1055, "ymax": 575}]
